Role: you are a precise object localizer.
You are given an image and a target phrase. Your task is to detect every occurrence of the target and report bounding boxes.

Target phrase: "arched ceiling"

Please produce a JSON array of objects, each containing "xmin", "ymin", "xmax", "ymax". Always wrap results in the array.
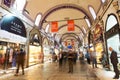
[{"xmin": 25, "ymin": 0, "xmax": 102, "ymax": 43}]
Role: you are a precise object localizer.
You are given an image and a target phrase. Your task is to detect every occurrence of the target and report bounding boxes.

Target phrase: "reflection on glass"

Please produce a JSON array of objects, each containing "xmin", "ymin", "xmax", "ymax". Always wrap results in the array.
[
  {"xmin": 107, "ymin": 34, "xmax": 120, "ymax": 67},
  {"xmin": 29, "ymin": 45, "xmax": 41, "ymax": 65}
]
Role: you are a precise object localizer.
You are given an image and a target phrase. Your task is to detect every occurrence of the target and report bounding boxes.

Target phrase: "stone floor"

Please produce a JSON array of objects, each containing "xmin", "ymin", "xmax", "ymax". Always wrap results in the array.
[{"xmin": 0, "ymin": 60, "xmax": 99, "ymax": 80}]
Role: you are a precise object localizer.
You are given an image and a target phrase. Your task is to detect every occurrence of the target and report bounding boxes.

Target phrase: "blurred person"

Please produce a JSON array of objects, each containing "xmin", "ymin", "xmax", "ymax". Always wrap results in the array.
[
  {"xmin": 52, "ymin": 52, "xmax": 57, "ymax": 62},
  {"xmin": 68, "ymin": 49, "xmax": 74, "ymax": 73},
  {"xmin": 0, "ymin": 54, "xmax": 3, "ymax": 65},
  {"xmin": 3, "ymin": 48, "xmax": 10, "ymax": 70},
  {"xmin": 99, "ymin": 51, "xmax": 108, "ymax": 68},
  {"xmin": 63, "ymin": 51, "xmax": 67, "ymax": 66},
  {"xmin": 58, "ymin": 50, "xmax": 63, "ymax": 71},
  {"xmin": 109, "ymin": 47, "xmax": 119, "ymax": 79},
  {"xmin": 12, "ymin": 49, "xmax": 18, "ymax": 68},
  {"xmin": 79, "ymin": 51, "xmax": 84, "ymax": 64},
  {"xmin": 73, "ymin": 51, "xmax": 77, "ymax": 64},
  {"xmin": 14, "ymin": 49, "xmax": 26, "ymax": 76},
  {"xmin": 85, "ymin": 50, "xmax": 90, "ymax": 64},
  {"xmin": 90, "ymin": 50, "xmax": 97, "ymax": 68}
]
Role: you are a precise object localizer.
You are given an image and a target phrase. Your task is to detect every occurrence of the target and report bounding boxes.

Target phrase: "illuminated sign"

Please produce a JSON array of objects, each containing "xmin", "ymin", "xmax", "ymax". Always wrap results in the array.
[{"xmin": 0, "ymin": 14, "xmax": 26, "ymax": 37}]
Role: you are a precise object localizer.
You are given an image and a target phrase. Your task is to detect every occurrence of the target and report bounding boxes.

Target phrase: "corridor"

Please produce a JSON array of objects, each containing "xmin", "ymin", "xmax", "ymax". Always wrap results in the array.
[{"xmin": 0, "ymin": 60, "xmax": 99, "ymax": 80}]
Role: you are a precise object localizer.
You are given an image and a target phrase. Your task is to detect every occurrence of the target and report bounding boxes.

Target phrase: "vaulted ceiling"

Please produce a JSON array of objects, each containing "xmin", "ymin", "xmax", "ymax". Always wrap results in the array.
[{"xmin": 25, "ymin": 0, "xmax": 104, "ymax": 44}]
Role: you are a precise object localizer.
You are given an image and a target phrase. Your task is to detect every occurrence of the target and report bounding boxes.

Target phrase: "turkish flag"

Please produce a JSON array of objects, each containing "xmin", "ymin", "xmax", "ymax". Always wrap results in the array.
[
  {"xmin": 67, "ymin": 20, "xmax": 74, "ymax": 31},
  {"xmin": 64, "ymin": 41, "xmax": 67, "ymax": 46},
  {"xmin": 51, "ymin": 21, "xmax": 58, "ymax": 32},
  {"xmin": 71, "ymin": 39, "xmax": 74, "ymax": 46}
]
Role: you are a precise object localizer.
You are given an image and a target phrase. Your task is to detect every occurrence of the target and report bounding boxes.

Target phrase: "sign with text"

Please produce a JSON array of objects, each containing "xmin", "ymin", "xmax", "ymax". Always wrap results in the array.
[{"xmin": 0, "ymin": 14, "xmax": 26, "ymax": 37}]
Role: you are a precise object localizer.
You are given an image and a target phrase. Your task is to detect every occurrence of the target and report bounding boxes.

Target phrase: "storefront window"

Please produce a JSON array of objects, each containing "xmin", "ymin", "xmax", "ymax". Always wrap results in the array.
[
  {"xmin": 43, "ymin": 38, "xmax": 51, "ymax": 62},
  {"xmin": 107, "ymin": 34, "xmax": 119, "ymax": 54},
  {"xmin": 107, "ymin": 34, "xmax": 120, "ymax": 65},
  {"xmin": 0, "ymin": 45, "xmax": 7, "ymax": 67},
  {"xmin": 106, "ymin": 14, "xmax": 120, "ymax": 70},
  {"xmin": 95, "ymin": 42, "xmax": 103, "ymax": 63},
  {"xmin": 29, "ymin": 45, "xmax": 41, "ymax": 65}
]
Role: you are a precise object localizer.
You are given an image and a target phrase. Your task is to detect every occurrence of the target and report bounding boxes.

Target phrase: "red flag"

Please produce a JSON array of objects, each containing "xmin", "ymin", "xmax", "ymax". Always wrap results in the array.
[
  {"xmin": 51, "ymin": 21, "xmax": 58, "ymax": 32},
  {"xmin": 64, "ymin": 41, "xmax": 67, "ymax": 46},
  {"xmin": 67, "ymin": 20, "xmax": 74, "ymax": 31},
  {"xmin": 71, "ymin": 39, "xmax": 74, "ymax": 46}
]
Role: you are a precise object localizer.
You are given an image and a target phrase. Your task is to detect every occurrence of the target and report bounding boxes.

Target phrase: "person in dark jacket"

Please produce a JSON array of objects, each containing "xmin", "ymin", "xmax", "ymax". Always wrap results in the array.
[
  {"xmin": 109, "ymin": 47, "xmax": 119, "ymax": 79},
  {"xmin": 68, "ymin": 49, "xmax": 74, "ymax": 73},
  {"xmin": 85, "ymin": 50, "xmax": 90, "ymax": 64},
  {"xmin": 14, "ymin": 49, "xmax": 26, "ymax": 76}
]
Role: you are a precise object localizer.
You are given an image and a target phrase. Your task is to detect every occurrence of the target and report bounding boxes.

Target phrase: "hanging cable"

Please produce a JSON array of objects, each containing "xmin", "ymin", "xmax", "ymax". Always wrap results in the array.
[{"xmin": 43, "ymin": 16, "xmax": 88, "ymax": 23}]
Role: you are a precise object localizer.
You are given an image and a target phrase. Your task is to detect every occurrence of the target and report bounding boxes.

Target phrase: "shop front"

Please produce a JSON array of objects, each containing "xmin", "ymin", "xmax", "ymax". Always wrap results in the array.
[
  {"xmin": 29, "ymin": 45, "xmax": 41, "ymax": 65},
  {"xmin": 93, "ymin": 24, "xmax": 104, "ymax": 63},
  {"xmin": 105, "ymin": 14, "xmax": 120, "ymax": 70},
  {"xmin": 0, "ymin": 14, "xmax": 27, "ymax": 70},
  {"xmin": 42, "ymin": 37, "xmax": 51, "ymax": 62},
  {"xmin": 28, "ymin": 28, "xmax": 42, "ymax": 66}
]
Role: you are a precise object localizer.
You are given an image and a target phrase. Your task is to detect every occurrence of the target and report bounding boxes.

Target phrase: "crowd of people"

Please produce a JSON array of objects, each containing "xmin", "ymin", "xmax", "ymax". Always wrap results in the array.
[
  {"xmin": 50, "ymin": 47, "xmax": 101, "ymax": 73},
  {"xmin": 0, "ymin": 44, "xmax": 119, "ymax": 79},
  {"xmin": 50, "ymin": 46, "xmax": 119, "ymax": 76}
]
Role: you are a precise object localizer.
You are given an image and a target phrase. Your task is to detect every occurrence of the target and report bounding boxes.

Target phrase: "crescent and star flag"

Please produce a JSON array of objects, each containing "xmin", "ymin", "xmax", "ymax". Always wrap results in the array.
[
  {"xmin": 67, "ymin": 20, "xmax": 75, "ymax": 31},
  {"xmin": 51, "ymin": 21, "xmax": 58, "ymax": 32}
]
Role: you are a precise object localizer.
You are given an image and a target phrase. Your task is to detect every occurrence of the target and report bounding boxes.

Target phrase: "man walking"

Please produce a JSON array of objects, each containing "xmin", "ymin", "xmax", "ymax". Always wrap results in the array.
[
  {"xmin": 14, "ymin": 49, "xmax": 26, "ymax": 76},
  {"xmin": 109, "ymin": 47, "xmax": 119, "ymax": 79},
  {"xmin": 68, "ymin": 49, "xmax": 74, "ymax": 73}
]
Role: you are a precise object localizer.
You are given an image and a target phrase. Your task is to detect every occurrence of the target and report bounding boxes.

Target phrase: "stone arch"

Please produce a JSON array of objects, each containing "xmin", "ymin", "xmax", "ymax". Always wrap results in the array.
[{"xmin": 39, "ymin": 4, "xmax": 93, "ymax": 29}]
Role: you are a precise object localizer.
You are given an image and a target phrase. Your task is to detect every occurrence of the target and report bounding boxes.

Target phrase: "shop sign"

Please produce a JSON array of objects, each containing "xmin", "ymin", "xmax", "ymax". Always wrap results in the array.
[
  {"xmin": 105, "ymin": 24, "xmax": 119, "ymax": 39},
  {"xmin": 0, "ymin": 14, "xmax": 26, "ymax": 37},
  {"xmin": 67, "ymin": 20, "xmax": 74, "ymax": 31}
]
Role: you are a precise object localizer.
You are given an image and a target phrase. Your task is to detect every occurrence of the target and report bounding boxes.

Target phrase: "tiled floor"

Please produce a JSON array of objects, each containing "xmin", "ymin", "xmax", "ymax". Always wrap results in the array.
[
  {"xmin": 0, "ymin": 60, "xmax": 99, "ymax": 80},
  {"xmin": 1, "ymin": 60, "xmax": 120, "ymax": 80}
]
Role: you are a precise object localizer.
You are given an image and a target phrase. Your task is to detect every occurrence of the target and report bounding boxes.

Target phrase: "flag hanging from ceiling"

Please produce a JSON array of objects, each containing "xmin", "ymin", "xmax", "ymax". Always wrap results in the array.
[
  {"xmin": 64, "ymin": 41, "xmax": 67, "ymax": 46},
  {"xmin": 67, "ymin": 20, "xmax": 74, "ymax": 31},
  {"xmin": 71, "ymin": 39, "xmax": 74, "ymax": 46},
  {"xmin": 51, "ymin": 21, "xmax": 58, "ymax": 32}
]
